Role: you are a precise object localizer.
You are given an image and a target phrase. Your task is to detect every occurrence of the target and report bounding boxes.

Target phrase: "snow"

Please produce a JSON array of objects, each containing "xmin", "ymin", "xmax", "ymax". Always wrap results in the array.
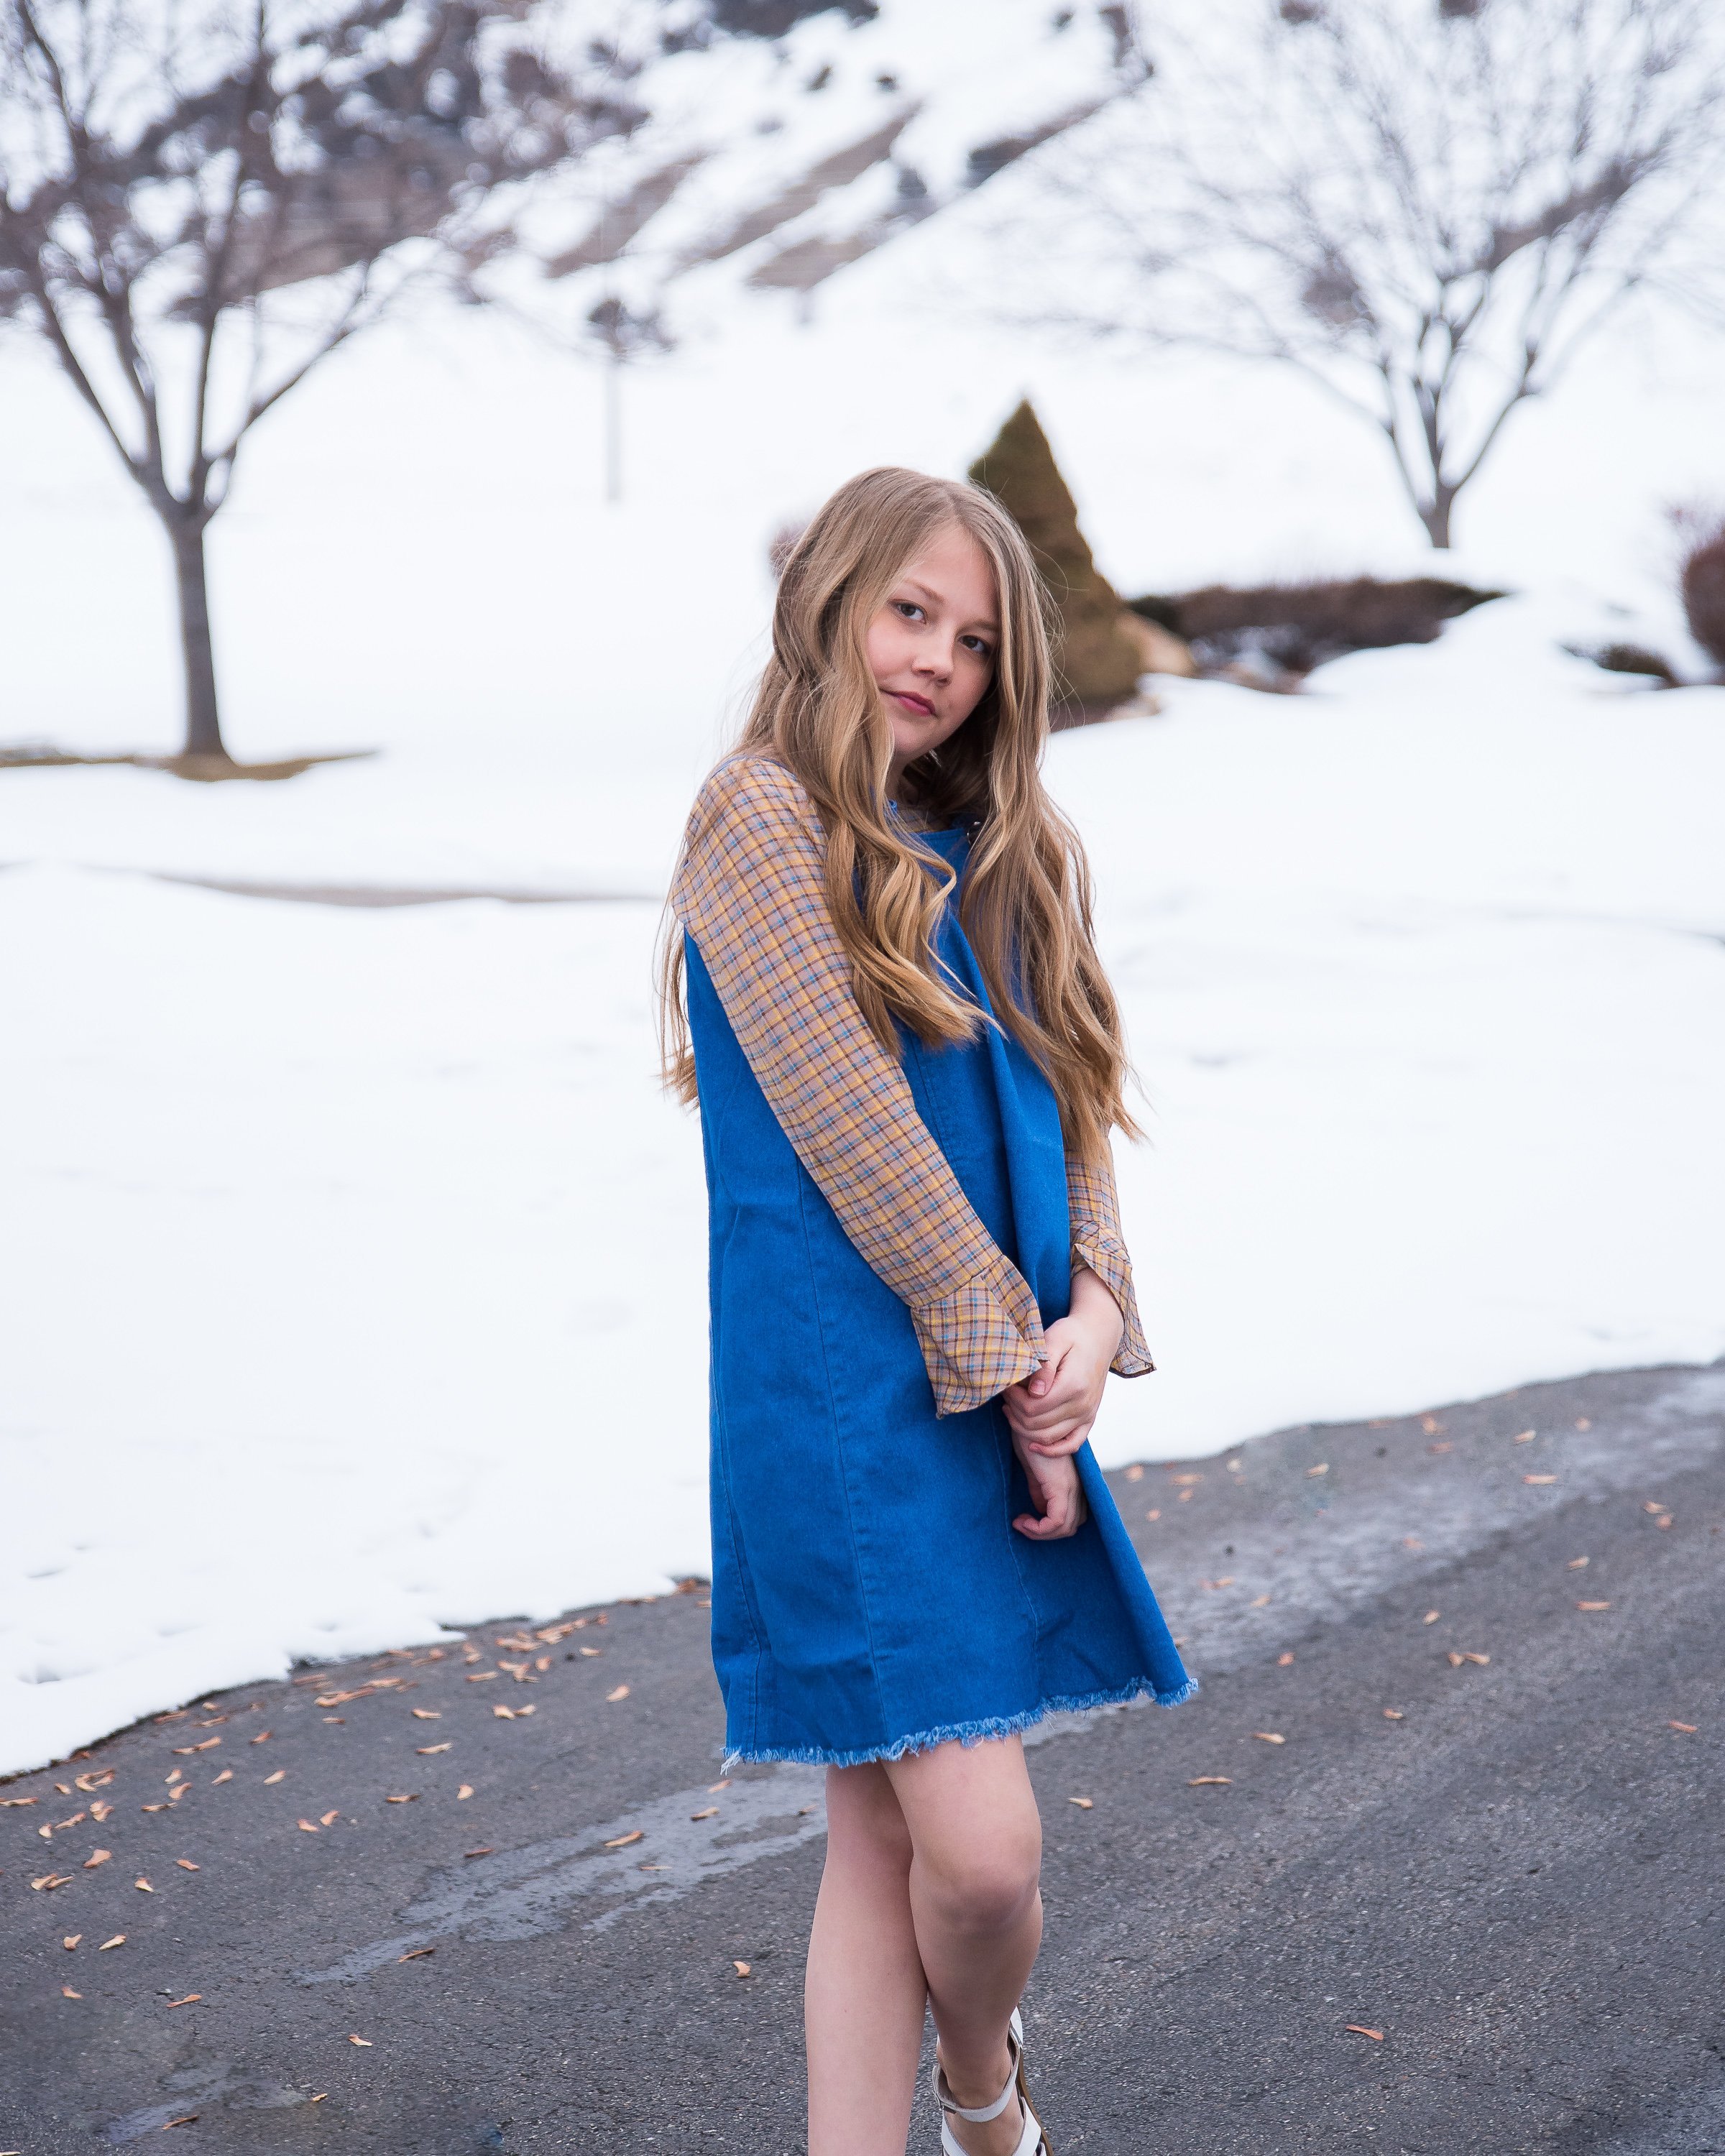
[{"xmin": 5, "ymin": 84, "xmax": 1725, "ymax": 1772}]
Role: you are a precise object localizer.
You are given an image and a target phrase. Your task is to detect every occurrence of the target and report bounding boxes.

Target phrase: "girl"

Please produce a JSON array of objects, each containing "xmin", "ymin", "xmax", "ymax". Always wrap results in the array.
[{"xmin": 662, "ymin": 466, "xmax": 1191, "ymax": 2156}]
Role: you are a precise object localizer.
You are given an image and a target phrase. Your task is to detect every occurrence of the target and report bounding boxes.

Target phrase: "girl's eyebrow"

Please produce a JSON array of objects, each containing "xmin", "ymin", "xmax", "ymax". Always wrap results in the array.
[{"xmin": 897, "ymin": 578, "xmax": 999, "ymax": 634}]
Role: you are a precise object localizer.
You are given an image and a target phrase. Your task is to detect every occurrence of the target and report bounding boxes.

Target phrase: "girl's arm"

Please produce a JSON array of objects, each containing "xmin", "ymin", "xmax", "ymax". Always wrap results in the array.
[{"xmin": 673, "ymin": 754, "xmax": 1046, "ymax": 1417}]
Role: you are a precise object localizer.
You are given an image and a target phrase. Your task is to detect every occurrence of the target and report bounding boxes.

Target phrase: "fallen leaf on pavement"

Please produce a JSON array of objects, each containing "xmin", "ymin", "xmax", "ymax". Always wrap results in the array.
[
  {"xmin": 1125, "ymin": 1464, "xmax": 1144, "ymax": 1481},
  {"xmin": 162, "ymin": 2118, "xmax": 198, "ymax": 2129},
  {"xmin": 457, "ymin": 1785, "xmax": 474, "ymax": 1800},
  {"xmin": 1429, "ymin": 1440, "xmax": 1452, "ymax": 1453},
  {"xmin": 690, "ymin": 1807, "xmax": 719, "ymax": 1820},
  {"xmin": 1144, "ymin": 1508, "xmax": 1161, "ymax": 1521},
  {"xmin": 1447, "ymin": 1652, "xmax": 1465, "ymax": 1667},
  {"xmin": 1422, "ymin": 1611, "xmax": 1440, "ymax": 1625},
  {"xmin": 411, "ymin": 1709, "xmax": 441, "ymax": 1720},
  {"xmin": 176, "ymin": 1860, "xmax": 198, "ymax": 1871},
  {"xmin": 1249, "ymin": 1594, "xmax": 1270, "ymax": 1608},
  {"xmin": 1569, "ymin": 1557, "xmax": 1589, "ymax": 1569},
  {"xmin": 1422, "ymin": 1416, "xmax": 1443, "ymax": 1434},
  {"xmin": 1524, "ymin": 1475, "xmax": 1557, "ymax": 1486},
  {"xmin": 297, "ymin": 1820, "xmax": 319, "ymax": 1833},
  {"xmin": 607, "ymin": 1686, "xmax": 630, "ymax": 1703},
  {"xmin": 1177, "ymin": 1488, "xmax": 1193, "ymax": 1503},
  {"xmin": 466, "ymin": 1672, "xmax": 498, "ymax": 1683},
  {"xmin": 1513, "ymin": 1431, "xmax": 1535, "ymax": 1444},
  {"xmin": 135, "ymin": 1879, "xmax": 155, "ymax": 1892},
  {"xmin": 492, "ymin": 1705, "xmax": 516, "ymax": 1720},
  {"xmin": 1578, "ymin": 1601, "xmax": 1611, "ymax": 1611},
  {"xmin": 1187, "ymin": 1777, "xmax": 1231, "ymax": 1787},
  {"xmin": 74, "ymin": 1772, "xmax": 113, "ymax": 1793},
  {"xmin": 732, "ymin": 1961, "xmax": 752, "ymax": 1978},
  {"xmin": 63, "ymin": 1935, "xmax": 80, "ymax": 1949},
  {"xmin": 1346, "ymin": 2025, "xmax": 1385, "ymax": 2041},
  {"xmin": 90, "ymin": 1802, "xmax": 114, "ymax": 1823},
  {"xmin": 61, "ymin": 1986, "xmax": 82, "ymax": 1999},
  {"xmin": 1670, "ymin": 1721, "xmax": 1698, "ymax": 1733},
  {"xmin": 211, "ymin": 1769, "xmax": 232, "ymax": 1785},
  {"xmin": 320, "ymin": 1810, "xmax": 341, "ymax": 1825},
  {"xmin": 349, "ymin": 2035, "xmax": 372, "ymax": 2046},
  {"xmin": 98, "ymin": 1935, "xmax": 125, "ymax": 1950},
  {"xmin": 708, "ymin": 1779, "xmax": 731, "ymax": 1792},
  {"xmin": 1276, "ymin": 1652, "xmax": 1294, "ymax": 1667},
  {"xmin": 1252, "ymin": 1733, "xmax": 1286, "ymax": 1745},
  {"xmin": 1068, "ymin": 1796, "xmax": 1094, "ymax": 1808},
  {"xmin": 604, "ymin": 1830, "xmax": 644, "ymax": 1848},
  {"xmin": 250, "ymin": 1731, "xmax": 271, "ymax": 1743},
  {"xmin": 416, "ymin": 1743, "xmax": 452, "ymax": 1755},
  {"xmin": 463, "ymin": 1846, "xmax": 494, "ymax": 1858},
  {"xmin": 264, "ymin": 1770, "xmax": 285, "ymax": 1784},
  {"xmin": 1644, "ymin": 1501, "xmax": 1665, "ymax": 1514},
  {"xmin": 1383, "ymin": 1710, "xmax": 1404, "ymax": 1720},
  {"xmin": 0, "ymin": 1796, "xmax": 38, "ymax": 1807},
  {"xmin": 398, "ymin": 1947, "xmax": 435, "ymax": 1962},
  {"xmin": 83, "ymin": 1850, "xmax": 111, "ymax": 1869},
  {"xmin": 165, "ymin": 1994, "xmax": 201, "ymax": 2008},
  {"xmin": 386, "ymin": 1795, "xmax": 419, "ymax": 1805},
  {"xmin": 31, "ymin": 1873, "xmax": 72, "ymax": 1891},
  {"xmin": 1307, "ymin": 1463, "xmax": 1328, "ymax": 1478}
]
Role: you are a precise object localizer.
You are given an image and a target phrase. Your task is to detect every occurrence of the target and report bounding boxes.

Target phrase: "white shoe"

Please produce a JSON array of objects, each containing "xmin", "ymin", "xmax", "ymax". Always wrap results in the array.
[{"xmin": 931, "ymin": 2008, "xmax": 1049, "ymax": 2155}]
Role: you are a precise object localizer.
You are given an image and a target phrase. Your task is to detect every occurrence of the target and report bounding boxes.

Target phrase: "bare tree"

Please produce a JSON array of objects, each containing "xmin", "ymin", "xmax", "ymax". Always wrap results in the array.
[
  {"xmin": 0, "ymin": 0, "xmax": 645, "ymax": 766},
  {"xmin": 1007, "ymin": 0, "xmax": 1725, "ymax": 547}
]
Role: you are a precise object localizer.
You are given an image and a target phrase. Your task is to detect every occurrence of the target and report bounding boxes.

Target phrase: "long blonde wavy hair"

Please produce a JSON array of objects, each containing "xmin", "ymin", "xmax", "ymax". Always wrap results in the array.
[{"xmin": 659, "ymin": 465, "xmax": 1139, "ymax": 1161}]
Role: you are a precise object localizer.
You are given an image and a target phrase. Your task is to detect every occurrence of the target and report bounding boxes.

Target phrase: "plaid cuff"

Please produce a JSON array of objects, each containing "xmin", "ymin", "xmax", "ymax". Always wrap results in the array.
[
  {"xmin": 1071, "ymin": 1226, "xmax": 1154, "ymax": 1378},
  {"xmin": 911, "ymin": 1254, "xmax": 1047, "ymax": 1416}
]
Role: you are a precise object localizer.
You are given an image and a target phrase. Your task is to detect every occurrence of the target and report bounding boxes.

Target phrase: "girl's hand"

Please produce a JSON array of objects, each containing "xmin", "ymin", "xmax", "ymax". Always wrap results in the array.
[
  {"xmin": 1010, "ymin": 1432, "xmax": 1087, "ymax": 1541},
  {"xmin": 1001, "ymin": 1266, "xmax": 1125, "ymax": 1459}
]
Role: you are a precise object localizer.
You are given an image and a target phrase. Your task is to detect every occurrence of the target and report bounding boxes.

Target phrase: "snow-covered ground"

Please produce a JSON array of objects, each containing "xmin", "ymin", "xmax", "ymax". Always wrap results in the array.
[{"xmin": 4, "ymin": 174, "xmax": 1725, "ymax": 1772}]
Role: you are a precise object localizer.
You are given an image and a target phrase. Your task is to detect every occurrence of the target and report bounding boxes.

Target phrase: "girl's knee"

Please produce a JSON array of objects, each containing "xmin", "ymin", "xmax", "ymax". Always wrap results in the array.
[{"xmin": 920, "ymin": 1835, "xmax": 1042, "ymax": 1936}]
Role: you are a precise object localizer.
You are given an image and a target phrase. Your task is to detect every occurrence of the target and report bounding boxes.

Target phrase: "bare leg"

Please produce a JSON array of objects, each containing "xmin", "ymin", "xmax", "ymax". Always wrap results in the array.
[
  {"xmin": 806, "ymin": 1761, "xmax": 929, "ymax": 2156},
  {"xmin": 886, "ymin": 1736, "xmax": 1044, "ymax": 2156}
]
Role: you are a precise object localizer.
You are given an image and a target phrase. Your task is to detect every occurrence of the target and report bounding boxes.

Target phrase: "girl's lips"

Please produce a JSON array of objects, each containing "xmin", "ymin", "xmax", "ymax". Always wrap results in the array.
[{"xmin": 891, "ymin": 691, "xmax": 936, "ymax": 717}]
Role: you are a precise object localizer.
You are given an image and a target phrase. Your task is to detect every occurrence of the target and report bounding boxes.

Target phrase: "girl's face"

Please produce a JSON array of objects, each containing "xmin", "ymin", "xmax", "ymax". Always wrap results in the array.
[{"xmin": 863, "ymin": 522, "xmax": 1000, "ymax": 790}]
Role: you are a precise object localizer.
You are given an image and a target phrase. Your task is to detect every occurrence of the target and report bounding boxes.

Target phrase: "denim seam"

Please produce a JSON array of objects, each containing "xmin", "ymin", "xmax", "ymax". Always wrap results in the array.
[{"xmin": 794, "ymin": 1166, "xmax": 893, "ymax": 1759}]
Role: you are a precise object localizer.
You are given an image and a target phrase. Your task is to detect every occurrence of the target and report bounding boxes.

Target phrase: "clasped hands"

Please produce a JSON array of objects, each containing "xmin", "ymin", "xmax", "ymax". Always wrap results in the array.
[{"xmin": 1001, "ymin": 1266, "xmax": 1124, "ymax": 1542}]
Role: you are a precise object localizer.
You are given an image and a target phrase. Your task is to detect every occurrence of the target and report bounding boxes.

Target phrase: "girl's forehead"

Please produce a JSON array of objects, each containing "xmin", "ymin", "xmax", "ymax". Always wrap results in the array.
[{"xmin": 892, "ymin": 528, "xmax": 999, "ymax": 619}]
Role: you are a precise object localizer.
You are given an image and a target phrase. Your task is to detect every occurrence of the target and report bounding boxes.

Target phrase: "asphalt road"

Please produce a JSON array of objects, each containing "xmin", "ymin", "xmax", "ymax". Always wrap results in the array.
[{"xmin": 4, "ymin": 1360, "xmax": 1723, "ymax": 2154}]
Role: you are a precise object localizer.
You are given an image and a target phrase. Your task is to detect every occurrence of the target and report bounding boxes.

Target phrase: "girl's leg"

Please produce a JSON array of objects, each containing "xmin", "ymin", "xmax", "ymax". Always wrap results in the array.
[
  {"xmin": 885, "ymin": 1736, "xmax": 1044, "ymax": 2156},
  {"xmin": 806, "ymin": 1761, "xmax": 929, "ymax": 2156}
]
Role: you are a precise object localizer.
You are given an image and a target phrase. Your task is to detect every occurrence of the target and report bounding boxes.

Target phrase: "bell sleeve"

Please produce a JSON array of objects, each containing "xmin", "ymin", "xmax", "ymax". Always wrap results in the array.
[
  {"xmin": 1065, "ymin": 1144, "xmax": 1154, "ymax": 1377},
  {"xmin": 672, "ymin": 754, "xmax": 1047, "ymax": 1416}
]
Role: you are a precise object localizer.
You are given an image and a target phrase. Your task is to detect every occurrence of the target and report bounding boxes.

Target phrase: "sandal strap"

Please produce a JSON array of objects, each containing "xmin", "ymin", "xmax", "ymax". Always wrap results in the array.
[{"xmin": 931, "ymin": 2015, "xmax": 1025, "ymax": 2124}]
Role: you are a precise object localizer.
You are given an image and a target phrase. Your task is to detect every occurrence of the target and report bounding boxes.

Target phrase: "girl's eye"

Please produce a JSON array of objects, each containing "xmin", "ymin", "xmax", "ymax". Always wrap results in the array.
[
  {"xmin": 893, "ymin": 600, "xmax": 925, "ymax": 622},
  {"xmin": 960, "ymin": 635, "xmax": 993, "ymax": 657}
]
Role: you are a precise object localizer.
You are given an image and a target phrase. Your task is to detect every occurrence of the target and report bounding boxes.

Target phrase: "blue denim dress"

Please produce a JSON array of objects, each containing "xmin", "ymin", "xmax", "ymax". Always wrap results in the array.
[{"xmin": 686, "ymin": 825, "xmax": 1192, "ymax": 1766}]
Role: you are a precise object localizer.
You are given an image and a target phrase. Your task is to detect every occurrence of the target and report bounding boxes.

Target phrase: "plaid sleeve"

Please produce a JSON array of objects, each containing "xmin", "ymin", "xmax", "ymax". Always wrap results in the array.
[
  {"xmin": 672, "ymin": 754, "xmax": 1046, "ymax": 1416},
  {"xmin": 1066, "ymin": 1145, "xmax": 1154, "ymax": 1377}
]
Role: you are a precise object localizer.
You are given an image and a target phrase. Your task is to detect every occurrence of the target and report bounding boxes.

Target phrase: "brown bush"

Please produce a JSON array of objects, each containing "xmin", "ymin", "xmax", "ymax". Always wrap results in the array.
[
  {"xmin": 1128, "ymin": 576, "xmax": 1504, "ymax": 676},
  {"xmin": 1676, "ymin": 516, "xmax": 1725, "ymax": 670},
  {"xmin": 969, "ymin": 400, "xmax": 1153, "ymax": 713}
]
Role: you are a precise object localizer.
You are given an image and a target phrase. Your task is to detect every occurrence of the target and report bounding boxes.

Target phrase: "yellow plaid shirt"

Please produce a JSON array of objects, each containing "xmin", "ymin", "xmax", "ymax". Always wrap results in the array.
[{"xmin": 673, "ymin": 754, "xmax": 1153, "ymax": 1416}]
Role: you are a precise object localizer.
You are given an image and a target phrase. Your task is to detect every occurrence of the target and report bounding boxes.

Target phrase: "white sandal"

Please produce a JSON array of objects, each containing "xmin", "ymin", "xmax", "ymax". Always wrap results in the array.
[{"xmin": 931, "ymin": 2007, "xmax": 1049, "ymax": 2155}]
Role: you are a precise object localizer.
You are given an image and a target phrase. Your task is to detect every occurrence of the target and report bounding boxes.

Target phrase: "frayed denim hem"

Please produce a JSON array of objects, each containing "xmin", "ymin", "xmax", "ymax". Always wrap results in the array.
[{"xmin": 723, "ymin": 1672, "xmax": 1200, "ymax": 1772}]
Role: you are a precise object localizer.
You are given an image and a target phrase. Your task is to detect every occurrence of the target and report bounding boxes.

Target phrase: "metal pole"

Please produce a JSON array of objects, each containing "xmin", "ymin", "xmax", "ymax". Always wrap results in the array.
[{"xmin": 604, "ymin": 348, "xmax": 622, "ymax": 505}]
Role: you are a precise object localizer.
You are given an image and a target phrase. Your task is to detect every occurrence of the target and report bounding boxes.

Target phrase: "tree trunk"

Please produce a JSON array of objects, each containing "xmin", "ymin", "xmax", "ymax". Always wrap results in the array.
[
  {"xmin": 1420, "ymin": 487, "xmax": 1455, "ymax": 549},
  {"xmin": 170, "ymin": 517, "xmax": 225, "ymax": 758}
]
